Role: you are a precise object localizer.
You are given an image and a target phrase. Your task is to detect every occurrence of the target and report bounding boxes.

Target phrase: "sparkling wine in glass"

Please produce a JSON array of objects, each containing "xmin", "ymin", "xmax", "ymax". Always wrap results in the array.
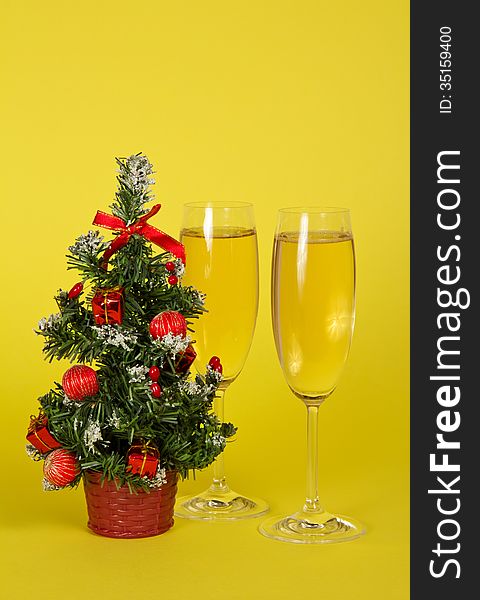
[
  {"xmin": 175, "ymin": 201, "xmax": 269, "ymax": 520},
  {"xmin": 259, "ymin": 207, "xmax": 365, "ymax": 543}
]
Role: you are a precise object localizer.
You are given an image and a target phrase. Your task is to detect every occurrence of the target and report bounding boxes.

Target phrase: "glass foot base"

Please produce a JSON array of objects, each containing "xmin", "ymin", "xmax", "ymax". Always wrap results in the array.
[
  {"xmin": 259, "ymin": 510, "xmax": 365, "ymax": 544},
  {"xmin": 175, "ymin": 488, "xmax": 269, "ymax": 521}
]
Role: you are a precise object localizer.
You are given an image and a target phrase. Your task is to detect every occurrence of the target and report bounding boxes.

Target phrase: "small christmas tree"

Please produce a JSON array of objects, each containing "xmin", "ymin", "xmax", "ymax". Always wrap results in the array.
[{"xmin": 27, "ymin": 154, "xmax": 235, "ymax": 496}]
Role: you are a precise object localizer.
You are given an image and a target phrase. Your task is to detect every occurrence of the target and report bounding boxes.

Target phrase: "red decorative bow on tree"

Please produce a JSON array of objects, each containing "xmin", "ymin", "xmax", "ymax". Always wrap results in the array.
[{"xmin": 92, "ymin": 204, "xmax": 186, "ymax": 269}]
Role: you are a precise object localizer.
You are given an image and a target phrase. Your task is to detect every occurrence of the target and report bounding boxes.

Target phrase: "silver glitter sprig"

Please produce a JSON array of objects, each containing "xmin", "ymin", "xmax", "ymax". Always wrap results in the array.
[
  {"xmin": 68, "ymin": 230, "xmax": 105, "ymax": 256},
  {"xmin": 178, "ymin": 378, "xmax": 217, "ymax": 399},
  {"xmin": 207, "ymin": 432, "xmax": 226, "ymax": 450},
  {"xmin": 92, "ymin": 325, "xmax": 138, "ymax": 351},
  {"xmin": 206, "ymin": 365, "xmax": 223, "ymax": 384},
  {"xmin": 37, "ymin": 313, "xmax": 61, "ymax": 333},
  {"xmin": 153, "ymin": 333, "xmax": 191, "ymax": 359},
  {"xmin": 179, "ymin": 380, "xmax": 202, "ymax": 395},
  {"xmin": 83, "ymin": 419, "xmax": 104, "ymax": 452},
  {"xmin": 173, "ymin": 258, "xmax": 185, "ymax": 279},
  {"xmin": 62, "ymin": 393, "xmax": 83, "ymax": 408},
  {"xmin": 120, "ymin": 155, "xmax": 155, "ymax": 196},
  {"xmin": 43, "ymin": 478, "xmax": 61, "ymax": 492},
  {"xmin": 127, "ymin": 365, "xmax": 149, "ymax": 383},
  {"xmin": 146, "ymin": 466, "xmax": 168, "ymax": 489},
  {"xmin": 107, "ymin": 409, "xmax": 122, "ymax": 429}
]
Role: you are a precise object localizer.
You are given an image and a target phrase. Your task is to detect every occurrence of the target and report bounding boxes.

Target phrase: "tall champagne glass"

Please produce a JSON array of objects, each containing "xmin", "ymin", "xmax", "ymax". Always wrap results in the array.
[
  {"xmin": 259, "ymin": 207, "xmax": 365, "ymax": 543},
  {"xmin": 175, "ymin": 201, "xmax": 269, "ymax": 520}
]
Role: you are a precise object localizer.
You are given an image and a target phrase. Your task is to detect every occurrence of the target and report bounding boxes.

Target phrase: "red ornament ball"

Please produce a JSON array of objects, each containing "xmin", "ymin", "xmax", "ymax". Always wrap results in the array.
[
  {"xmin": 62, "ymin": 365, "xmax": 99, "ymax": 401},
  {"xmin": 214, "ymin": 363, "xmax": 223, "ymax": 374},
  {"xmin": 43, "ymin": 449, "xmax": 80, "ymax": 487},
  {"xmin": 150, "ymin": 383, "xmax": 162, "ymax": 398},
  {"xmin": 167, "ymin": 275, "xmax": 178, "ymax": 286},
  {"xmin": 208, "ymin": 356, "xmax": 221, "ymax": 369},
  {"xmin": 68, "ymin": 282, "xmax": 83, "ymax": 299},
  {"xmin": 149, "ymin": 311, "xmax": 187, "ymax": 340},
  {"xmin": 165, "ymin": 261, "xmax": 176, "ymax": 272},
  {"xmin": 149, "ymin": 366, "xmax": 160, "ymax": 382}
]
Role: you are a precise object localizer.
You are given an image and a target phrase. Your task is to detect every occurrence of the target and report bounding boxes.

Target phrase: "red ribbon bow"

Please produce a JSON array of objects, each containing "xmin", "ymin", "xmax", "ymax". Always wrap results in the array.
[{"xmin": 92, "ymin": 204, "xmax": 186, "ymax": 269}]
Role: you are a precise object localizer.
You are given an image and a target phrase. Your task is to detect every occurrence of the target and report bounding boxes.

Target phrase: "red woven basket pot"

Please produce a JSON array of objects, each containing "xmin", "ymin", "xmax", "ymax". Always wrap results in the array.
[{"xmin": 83, "ymin": 470, "xmax": 178, "ymax": 538}]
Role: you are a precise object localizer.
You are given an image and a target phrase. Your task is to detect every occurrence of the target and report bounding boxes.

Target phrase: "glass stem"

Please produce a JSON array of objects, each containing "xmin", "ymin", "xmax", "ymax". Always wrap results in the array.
[
  {"xmin": 210, "ymin": 388, "xmax": 229, "ymax": 494},
  {"xmin": 304, "ymin": 404, "xmax": 324, "ymax": 513}
]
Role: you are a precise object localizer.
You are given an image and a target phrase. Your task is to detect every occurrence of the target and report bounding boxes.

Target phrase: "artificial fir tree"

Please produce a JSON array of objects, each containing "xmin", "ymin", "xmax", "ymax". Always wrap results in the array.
[{"xmin": 26, "ymin": 154, "xmax": 235, "ymax": 496}]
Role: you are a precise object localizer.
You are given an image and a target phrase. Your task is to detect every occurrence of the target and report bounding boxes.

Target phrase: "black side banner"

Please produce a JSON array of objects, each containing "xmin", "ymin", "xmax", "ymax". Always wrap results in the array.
[{"xmin": 411, "ymin": 2, "xmax": 477, "ymax": 597}]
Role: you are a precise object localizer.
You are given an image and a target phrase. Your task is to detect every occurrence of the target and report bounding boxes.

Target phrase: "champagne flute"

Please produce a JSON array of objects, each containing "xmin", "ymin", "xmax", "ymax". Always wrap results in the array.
[
  {"xmin": 259, "ymin": 207, "xmax": 365, "ymax": 543},
  {"xmin": 175, "ymin": 201, "xmax": 269, "ymax": 520}
]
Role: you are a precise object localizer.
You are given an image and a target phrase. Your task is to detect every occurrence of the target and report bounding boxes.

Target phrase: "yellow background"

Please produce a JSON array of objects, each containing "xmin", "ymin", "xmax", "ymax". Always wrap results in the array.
[{"xmin": 0, "ymin": 1, "xmax": 409, "ymax": 599}]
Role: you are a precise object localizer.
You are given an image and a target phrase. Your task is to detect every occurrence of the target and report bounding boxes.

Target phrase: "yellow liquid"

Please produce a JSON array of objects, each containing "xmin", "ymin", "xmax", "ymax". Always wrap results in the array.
[
  {"xmin": 272, "ymin": 231, "xmax": 355, "ymax": 400},
  {"xmin": 181, "ymin": 227, "xmax": 259, "ymax": 385}
]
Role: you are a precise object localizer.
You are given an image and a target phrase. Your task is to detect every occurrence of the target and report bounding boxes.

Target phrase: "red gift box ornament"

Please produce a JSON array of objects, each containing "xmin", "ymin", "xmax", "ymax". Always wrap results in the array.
[
  {"xmin": 26, "ymin": 412, "xmax": 62, "ymax": 454},
  {"xmin": 92, "ymin": 287, "xmax": 124, "ymax": 325},
  {"xmin": 126, "ymin": 440, "xmax": 159, "ymax": 479},
  {"xmin": 175, "ymin": 344, "xmax": 197, "ymax": 373}
]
